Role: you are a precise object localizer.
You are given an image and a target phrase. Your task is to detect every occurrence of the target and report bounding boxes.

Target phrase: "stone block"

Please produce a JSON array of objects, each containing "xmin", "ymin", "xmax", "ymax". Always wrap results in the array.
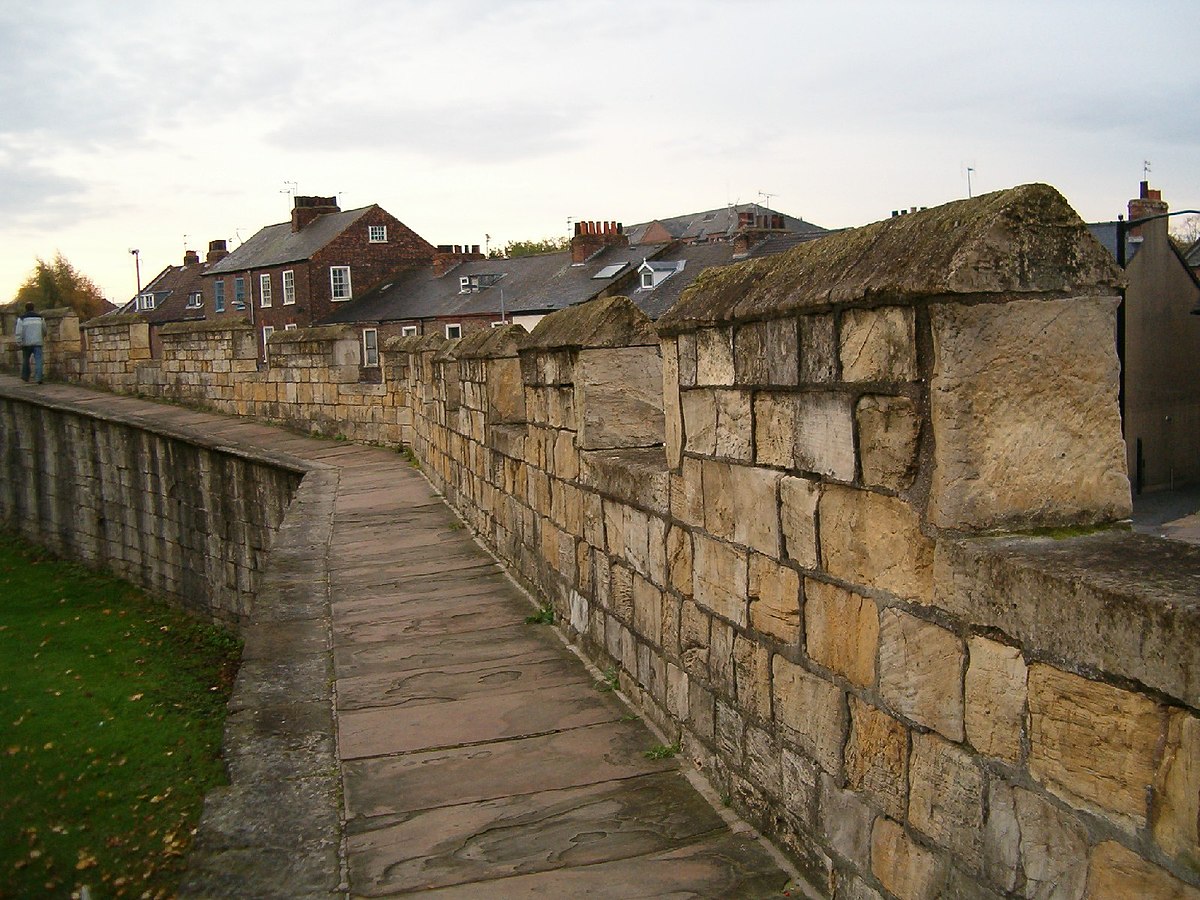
[
  {"xmin": 701, "ymin": 460, "xmax": 780, "ymax": 555},
  {"xmin": 748, "ymin": 554, "xmax": 801, "ymax": 644},
  {"xmin": 1086, "ymin": 841, "xmax": 1200, "ymax": 900},
  {"xmin": 681, "ymin": 388, "xmax": 716, "ymax": 457},
  {"xmin": 780, "ymin": 475, "xmax": 820, "ymax": 568},
  {"xmin": 734, "ymin": 635, "xmax": 771, "ymax": 720},
  {"xmin": 804, "ymin": 579, "xmax": 878, "ymax": 688},
  {"xmin": 820, "ymin": 772, "xmax": 875, "ymax": 869},
  {"xmin": 666, "ymin": 525, "xmax": 693, "ymax": 598},
  {"xmin": 840, "ymin": 306, "xmax": 917, "ymax": 383},
  {"xmin": 857, "ymin": 394, "xmax": 920, "ymax": 490},
  {"xmin": 846, "ymin": 696, "xmax": 908, "ymax": 818},
  {"xmin": 753, "ymin": 392, "xmax": 795, "ymax": 468},
  {"xmin": 781, "ymin": 746, "xmax": 820, "ymax": 829},
  {"xmin": 771, "ymin": 655, "xmax": 845, "ymax": 774},
  {"xmin": 965, "ymin": 636, "xmax": 1026, "ymax": 763},
  {"xmin": 662, "ymin": 338, "xmax": 682, "ymax": 468},
  {"xmin": 575, "ymin": 346, "xmax": 665, "ymax": 450},
  {"xmin": 695, "ymin": 327, "xmax": 735, "ymax": 386},
  {"xmin": 794, "ymin": 392, "xmax": 855, "ymax": 480},
  {"xmin": 1011, "ymin": 786, "xmax": 1089, "ymax": 900},
  {"xmin": 929, "ymin": 296, "xmax": 1130, "ymax": 531},
  {"xmin": 799, "ymin": 314, "xmax": 838, "ymax": 383},
  {"xmin": 745, "ymin": 725, "xmax": 784, "ymax": 798},
  {"xmin": 909, "ymin": 731, "xmax": 984, "ymax": 867},
  {"xmin": 872, "ymin": 817, "xmax": 946, "ymax": 900},
  {"xmin": 692, "ymin": 534, "xmax": 748, "ymax": 628},
  {"xmin": 1154, "ymin": 710, "xmax": 1200, "ymax": 865},
  {"xmin": 632, "ymin": 572, "xmax": 664, "ymax": 648},
  {"xmin": 677, "ymin": 331, "xmax": 697, "ymax": 388},
  {"xmin": 820, "ymin": 485, "xmax": 934, "ymax": 602},
  {"xmin": 878, "ymin": 608, "xmax": 964, "ymax": 741},
  {"xmin": 670, "ymin": 457, "xmax": 704, "ymax": 528},
  {"xmin": 734, "ymin": 318, "xmax": 799, "ymax": 386},
  {"xmin": 1028, "ymin": 663, "xmax": 1163, "ymax": 830},
  {"xmin": 679, "ymin": 600, "xmax": 710, "ymax": 677},
  {"xmin": 713, "ymin": 389, "xmax": 753, "ymax": 461}
]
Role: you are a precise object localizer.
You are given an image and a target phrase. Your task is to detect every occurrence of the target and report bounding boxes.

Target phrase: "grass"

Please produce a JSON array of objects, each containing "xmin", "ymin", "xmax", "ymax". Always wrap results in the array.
[
  {"xmin": 524, "ymin": 603, "xmax": 555, "ymax": 625},
  {"xmin": 596, "ymin": 668, "xmax": 619, "ymax": 692},
  {"xmin": 0, "ymin": 531, "xmax": 242, "ymax": 899},
  {"xmin": 643, "ymin": 742, "xmax": 680, "ymax": 761}
]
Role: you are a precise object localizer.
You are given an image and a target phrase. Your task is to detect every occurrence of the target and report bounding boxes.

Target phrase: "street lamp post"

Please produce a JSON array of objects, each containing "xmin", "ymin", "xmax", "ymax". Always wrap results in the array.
[{"xmin": 129, "ymin": 248, "xmax": 142, "ymax": 297}]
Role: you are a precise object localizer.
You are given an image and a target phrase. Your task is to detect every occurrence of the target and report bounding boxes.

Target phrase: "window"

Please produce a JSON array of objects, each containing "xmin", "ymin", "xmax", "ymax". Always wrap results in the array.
[
  {"xmin": 368, "ymin": 225, "xmax": 387, "ymax": 243},
  {"xmin": 185, "ymin": 291, "xmax": 203, "ymax": 309},
  {"xmin": 593, "ymin": 263, "xmax": 627, "ymax": 279},
  {"xmin": 214, "ymin": 280, "xmax": 225, "ymax": 312},
  {"xmin": 330, "ymin": 266, "xmax": 352, "ymax": 301},
  {"xmin": 137, "ymin": 293, "xmax": 156, "ymax": 311},
  {"xmin": 459, "ymin": 276, "xmax": 472, "ymax": 293},
  {"xmin": 284, "ymin": 323, "xmax": 298, "ymax": 330},
  {"xmin": 262, "ymin": 325, "xmax": 275, "ymax": 345},
  {"xmin": 234, "ymin": 276, "xmax": 246, "ymax": 309},
  {"xmin": 401, "ymin": 325, "xmax": 418, "ymax": 337},
  {"xmin": 260, "ymin": 274, "xmax": 272, "ymax": 307},
  {"xmin": 362, "ymin": 328, "xmax": 379, "ymax": 367},
  {"xmin": 445, "ymin": 323, "xmax": 462, "ymax": 339},
  {"xmin": 641, "ymin": 270, "xmax": 654, "ymax": 289},
  {"xmin": 282, "ymin": 270, "xmax": 295, "ymax": 305}
]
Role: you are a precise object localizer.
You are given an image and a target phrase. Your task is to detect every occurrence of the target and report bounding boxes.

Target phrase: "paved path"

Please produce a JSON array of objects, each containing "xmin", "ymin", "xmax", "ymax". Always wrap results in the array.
[{"xmin": 3, "ymin": 379, "xmax": 797, "ymax": 898}]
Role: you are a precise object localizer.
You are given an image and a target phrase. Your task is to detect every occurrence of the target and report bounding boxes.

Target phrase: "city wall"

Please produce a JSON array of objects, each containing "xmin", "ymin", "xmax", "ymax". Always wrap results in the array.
[{"xmin": 3, "ymin": 184, "xmax": 1198, "ymax": 898}]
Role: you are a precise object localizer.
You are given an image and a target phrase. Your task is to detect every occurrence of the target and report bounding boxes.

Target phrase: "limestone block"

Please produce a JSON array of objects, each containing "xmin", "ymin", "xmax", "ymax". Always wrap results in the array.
[
  {"xmin": 677, "ymin": 331, "xmax": 697, "ymax": 388},
  {"xmin": 857, "ymin": 394, "xmax": 919, "ymax": 490},
  {"xmin": 734, "ymin": 635, "xmax": 771, "ymax": 720},
  {"xmin": 695, "ymin": 327, "xmax": 735, "ymax": 386},
  {"xmin": 575, "ymin": 346, "xmax": 664, "ymax": 450},
  {"xmin": 983, "ymin": 782, "xmax": 1020, "ymax": 893},
  {"xmin": 1154, "ymin": 710, "xmax": 1200, "ymax": 865},
  {"xmin": 679, "ymin": 599, "xmax": 710, "ymax": 677},
  {"xmin": 748, "ymin": 554, "xmax": 801, "ymax": 643},
  {"xmin": 666, "ymin": 662, "xmax": 689, "ymax": 721},
  {"xmin": 745, "ymin": 725, "xmax": 783, "ymax": 797},
  {"xmin": 734, "ymin": 318, "xmax": 799, "ymax": 386},
  {"xmin": 662, "ymin": 339, "xmax": 683, "ymax": 468},
  {"xmin": 569, "ymin": 589, "xmax": 589, "ymax": 634},
  {"xmin": 701, "ymin": 460, "xmax": 780, "ymax": 555},
  {"xmin": 909, "ymin": 731, "xmax": 984, "ymax": 866},
  {"xmin": 878, "ymin": 608, "xmax": 964, "ymax": 741},
  {"xmin": 819, "ymin": 485, "xmax": 934, "ymax": 602},
  {"xmin": 713, "ymin": 389, "xmax": 753, "ymax": 461},
  {"xmin": 780, "ymin": 476, "xmax": 820, "ymax": 568},
  {"xmin": 799, "ymin": 314, "xmax": 838, "ymax": 383},
  {"xmin": 632, "ymin": 572, "xmax": 664, "ymax": 648},
  {"xmin": 795, "ymin": 392, "xmax": 856, "ymax": 480},
  {"xmin": 666, "ymin": 525, "xmax": 693, "ymax": 598},
  {"xmin": 681, "ymin": 389, "xmax": 716, "ymax": 457},
  {"xmin": 965, "ymin": 636, "xmax": 1026, "ymax": 763},
  {"xmin": 840, "ymin": 306, "xmax": 917, "ymax": 383},
  {"xmin": 1028, "ymin": 664, "xmax": 1163, "ymax": 830},
  {"xmin": 753, "ymin": 392, "xmax": 795, "ymax": 468},
  {"xmin": 1011, "ymin": 786, "xmax": 1089, "ymax": 900},
  {"xmin": 692, "ymin": 534, "xmax": 748, "ymax": 627},
  {"xmin": 929, "ymin": 296, "xmax": 1131, "ymax": 531},
  {"xmin": 804, "ymin": 579, "xmax": 878, "ymax": 688},
  {"xmin": 552, "ymin": 429, "xmax": 578, "ymax": 481},
  {"xmin": 872, "ymin": 817, "xmax": 946, "ymax": 900},
  {"xmin": 771, "ymin": 655, "xmax": 845, "ymax": 774},
  {"xmin": 820, "ymin": 772, "xmax": 875, "ymax": 869},
  {"xmin": 1086, "ymin": 841, "xmax": 1200, "ymax": 900},
  {"xmin": 846, "ymin": 696, "xmax": 909, "ymax": 819},
  {"xmin": 670, "ymin": 457, "xmax": 704, "ymax": 528}
]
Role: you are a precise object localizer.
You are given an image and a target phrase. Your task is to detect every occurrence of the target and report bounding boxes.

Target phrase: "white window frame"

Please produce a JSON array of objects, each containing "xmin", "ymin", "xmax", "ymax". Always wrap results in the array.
[
  {"xmin": 401, "ymin": 325, "xmax": 418, "ymax": 337},
  {"xmin": 362, "ymin": 328, "xmax": 379, "ymax": 367},
  {"xmin": 459, "ymin": 276, "xmax": 472, "ymax": 293},
  {"xmin": 259, "ymin": 273, "xmax": 272, "ymax": 307},
  {"xmin": 185, "ymin": 291, "xmax": 203, "ymax": 309},
  {"xmin": 368, "ymin": 225, "xmax": 387, "ymax": 243},
  {"xmin": 330, "ymin": 266, "xmax": 352, "ymax": 301},
  {"xmin": 284, "ymin": 323, "xmax": 298, "ymax": 330},
  {"xmin": 640, "ymin": 270, "xmax": 654, "ymax": 289},
  {"xmin": 137, "ymin": 292, "xmax": 155, "ymax": 311},
  {"xmin": 282, "ymin": 270, "xmax": 295, "ymax": 305},
  {"xmin": 262, "ymin": 325, "xmax": 275, "ymax": 358},
  {"xmin": 445, "ymin": 323, "xmax": 462, "ymax": 339}
]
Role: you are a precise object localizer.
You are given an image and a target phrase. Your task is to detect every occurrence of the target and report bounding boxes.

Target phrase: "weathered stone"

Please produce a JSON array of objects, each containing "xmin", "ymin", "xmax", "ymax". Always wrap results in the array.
[
  {"xmin": 1028, "ymin": 663, "xmax": 1163, "ymax": 830},
  {"xmin": 794, "ymin": 392, "xmax": 855, "ymax": 480},
  {"xmin": 799, "ymin": 314, "xmax": 838, "ymax": 383},
  {"xmin": 845, "ymin": 696, "xmax": 908, "ymax": 819},
  {"xmin": 692, "ymin": 534, "xmax": 748, "ymax": 627},
  {"xmin": 781, "ymin": 747, "xmax": 819, "ymax": 829},
  {"xmin": 753, "ymin": 392, "xmax": 795, "ymax": 468},
  {"xmin": 677, "ymin": 331, "xmax": 697, "ymax": 387},
  {"xmin": 734, "ymin": 635, "xmax": 772, "ymax": 720},
  {"xmin": 965, "ymin": 636, "xmax": 1026, "ymax": 763},
  {"xmin": 575, "ymin": 346, "xmax": 665, "ymax": 450},
  {"xmin": 804, "ymin": 579, "xmax": 878, "ymax": 688},
  {"xmin": 713, "ymin": 389, "xmax": 753, "ymax": 461},
  {"xmin": 929, "ymin": 296, "xmax": 1131, "ymax": 531},
  {"xmin": 681, "ymin": 388, "xmax": 716, "ymax": 457},
  {"xmin": 632, "ymin": 572, "xmax": 664, "ymax": 648},
  {"xmin": 857, "ymin": 394, "xmax": 919, "ymax": 490},
  {"xmin": 909, "ymin": 731, "xmax": 984, "ymax": 867},
  {"xmin": 878, "ymin": 609, "xmax": 964, "ymax": 741},
  {"xmin": 780, "ymin": 476, "xmax": 820, "ymax": 568},
  {"xmin": 662, "ymin": 339, "xmax": 683, "ymax": 468},
  {"xmin": 872, "ymin": 817, "xmax": 946, "ymax": 900},
  {"xmin": 983, "ymin": 782, "xmax": 1021, "ymax": 894},
  {"xmin": 1014, "ymin": 786, "xmax": 1089, "ymax": 900},
  {"xmin": 1086, "ymin": 841, "xmax": 1200, "ymax": 900},
  {"xmin": 745, "ymin": 725, "xmax": 783, "ymax": 797},
  {"xmin": 670, "ymin": 457, "xmax": 704, "ymax": 527},
  {"xmin": 748, "ymin": 554, "xmax": 801, "ymax": 644},
  {"xmin": 840, "ymin": 306, "xmax": 917, "ymax": 383},
  {"xmin": 772, "ymin": 655, "xmax": 845, "ymax": 774},
  {"xmin": 1154, "ymin": 710, "xmax": 1200, "ymax": 865},
  {"xmin": 734, "ymin": 318, "xmax": 799, "ymax": 386},
  {"xmin": 695, "ymin": 327, "xmax": 735, "ymax": 386},
  {"xmin": 679, "ymin": 600, "xmax": 710, "ymax": 676},
  {"xmin": 820, "ymin": 485, "xmax": 934, "ymax": 602},
  {"xmin": 820, "ymin": 772, "xmax": 874, "ymax": 869},
  {"xmin": 666, "ymin": 525, "xmax": 693, "ymax": 598},
  {"xmin": 701, "ymin": 460, "xmax": 780, "ymax": 555}
]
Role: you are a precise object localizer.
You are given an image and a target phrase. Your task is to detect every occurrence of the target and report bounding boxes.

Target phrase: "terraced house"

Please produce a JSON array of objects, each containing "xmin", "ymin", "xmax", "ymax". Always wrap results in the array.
[{"xmin": 204, "ymin": 195, "xmax": 435, "ymax": 357}]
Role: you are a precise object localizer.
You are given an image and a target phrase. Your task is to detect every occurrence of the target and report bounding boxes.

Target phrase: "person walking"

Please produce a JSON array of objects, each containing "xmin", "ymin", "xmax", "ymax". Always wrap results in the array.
[{"xmin": 14, "ymin": 303, "xmax": 45, "ymax": 384}]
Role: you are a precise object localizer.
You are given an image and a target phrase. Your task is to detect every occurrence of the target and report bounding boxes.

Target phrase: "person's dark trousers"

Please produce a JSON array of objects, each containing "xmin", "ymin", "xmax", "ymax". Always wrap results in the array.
[{"xmin": 21, "ymin": 345, "xmax": 43, "ymax": 383}]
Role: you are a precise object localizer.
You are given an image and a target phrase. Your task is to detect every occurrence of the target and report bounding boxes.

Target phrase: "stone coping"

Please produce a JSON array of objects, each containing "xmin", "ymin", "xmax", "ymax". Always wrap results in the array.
[
  {"xmin": 935, "ymin": 530, "xmax": 1200, "ymax": 707},
  {"xmin": 159, "ymin": 318, "xmax": 254, "ymax": 336}
]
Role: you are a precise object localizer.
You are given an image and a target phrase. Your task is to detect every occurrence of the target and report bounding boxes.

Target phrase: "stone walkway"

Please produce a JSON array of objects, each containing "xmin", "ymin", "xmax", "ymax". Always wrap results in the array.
[{"xmin": 2, "ymin": 379, "xmax": 797, "ymax": 898}]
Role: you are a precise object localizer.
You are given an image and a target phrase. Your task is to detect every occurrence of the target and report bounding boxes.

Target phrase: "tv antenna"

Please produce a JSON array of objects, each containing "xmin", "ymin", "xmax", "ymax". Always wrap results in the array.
[
  {"xmin": 1143, "ymin": 160, "xmax": 1152, "ymax": 181},
  {"xmin": 966, "ymin": 167, "xmax": 975, "ymax": 198},
  {"xmin": 280, "ymin": 181, "xmax": 297, "ymax": 197},
  {"xmin": 757, "ymin": 190, "xmax": 776, "ymax": 211}
]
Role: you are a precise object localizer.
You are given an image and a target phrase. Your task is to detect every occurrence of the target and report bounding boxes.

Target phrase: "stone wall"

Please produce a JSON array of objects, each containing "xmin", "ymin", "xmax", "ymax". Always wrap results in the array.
[
  {"xmin": 0, "ymin": 393, "xmax": 303, "ymax": 623},
  {"xmin": 388, "ymin": 186, "xmax": 1200, "ymax": 899}
]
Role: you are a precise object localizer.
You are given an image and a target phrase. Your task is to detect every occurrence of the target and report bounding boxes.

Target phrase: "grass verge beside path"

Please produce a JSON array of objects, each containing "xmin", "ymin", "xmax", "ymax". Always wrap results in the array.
[{"xmin": 0, "ymin": 532, "xmax": 241, "ymax": 899}]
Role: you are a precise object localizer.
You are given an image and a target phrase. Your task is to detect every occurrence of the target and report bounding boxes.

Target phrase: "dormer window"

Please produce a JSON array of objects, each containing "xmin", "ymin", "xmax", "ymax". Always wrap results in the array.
[
  {"xmin": 637, "ymin": 259, "xmax": 684, "ymax": 290},
  {"xmin": 368, "ymin": 225, "xmax": 388, "ymax": 243},
  {"xmin": 137, "ymin": 292, "xmax": 156, "ymax": 311},
  {"xmin": 459, "ymin": 273, "xmax": 504, "ymax": 293},
  {"xmin": 640, "ymin": 270, "xmax": 653, "ymax": 289},
  {"xmin": 459, "ymin": 276, "xmax": 472, "ymax": 293},
  {"xmin": 185, "ymin": 291, "xmax": 203, "ymax": 309}
]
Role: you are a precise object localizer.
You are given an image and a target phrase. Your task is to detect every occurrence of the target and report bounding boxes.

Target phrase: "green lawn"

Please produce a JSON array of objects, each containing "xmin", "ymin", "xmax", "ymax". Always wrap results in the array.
[{"xmin": 0, "ymin": 532, "xmax": 241, "ymax": 899}]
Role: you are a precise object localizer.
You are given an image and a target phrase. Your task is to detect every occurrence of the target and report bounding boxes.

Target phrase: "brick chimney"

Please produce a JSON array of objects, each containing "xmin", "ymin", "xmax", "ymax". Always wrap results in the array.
[
  {"xmin": 732, "ymin": 211, "xmax": 788, "ymax": 256},
  {"xmin": 432, "ymin": 243, "xmax": 485, "ymax": 277},
  {"xmin": 291, "ymin": 195, "xmax": 340, "ymax": 232},
  {"xmin": 571, "ymin": 220, "xmax": 627, "ymax": 264},
  {"xmin": 183, "ymin": 249, "xmax": 200, "ymax": 266},
  {"xmin": 1128, "ymin": 181, "xmax": 1168, "ymax": 241},
  {"xmin": 206, "ymin": 239, "xmax": 230, "ymax": 264}
]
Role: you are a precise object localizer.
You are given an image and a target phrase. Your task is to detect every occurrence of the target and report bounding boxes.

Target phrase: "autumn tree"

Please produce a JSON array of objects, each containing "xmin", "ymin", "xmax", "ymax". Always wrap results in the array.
[
  {"xmin": 487, "ymin": 236, "xmax": 571, "ymax": 259},
  {"xmin": 12, "ymin": 253, "xmax": 108, "ymax": 320}
]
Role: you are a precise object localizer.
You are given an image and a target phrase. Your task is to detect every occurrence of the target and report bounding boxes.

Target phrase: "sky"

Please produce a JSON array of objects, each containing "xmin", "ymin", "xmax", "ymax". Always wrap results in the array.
[{"xmin": 2, "ymin": 0, "xmax": 1198, "ymax": 305}]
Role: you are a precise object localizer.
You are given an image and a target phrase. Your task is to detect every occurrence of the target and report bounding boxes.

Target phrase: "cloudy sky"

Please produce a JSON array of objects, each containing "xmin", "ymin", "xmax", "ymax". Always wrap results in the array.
[{"xmin": 2, "ymin": 0, "xmax": 1197, "ymax": 304}]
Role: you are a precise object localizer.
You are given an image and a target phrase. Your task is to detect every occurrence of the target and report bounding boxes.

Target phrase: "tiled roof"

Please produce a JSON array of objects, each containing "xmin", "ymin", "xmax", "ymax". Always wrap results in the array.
[
  {"xmin": 206, "ymin": 207, "xmax": 374, "ymax": 274},
  {"xmin": 625, "ymin": 203, "xmax": 827, "ymax": 244},
  {"xmin": 114, "ymin": 260, "xmax": 209, "ymax": 325}
]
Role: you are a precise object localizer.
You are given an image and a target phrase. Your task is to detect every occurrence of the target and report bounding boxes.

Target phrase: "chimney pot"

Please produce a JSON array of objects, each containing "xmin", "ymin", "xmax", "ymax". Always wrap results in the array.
[
  {"xmin": 206, "ymin": 239, "xmax": 229, "ymax": 264},
  {"xmin": 184, "ymin": 249, "xmax": 200, "ymax": 266}
]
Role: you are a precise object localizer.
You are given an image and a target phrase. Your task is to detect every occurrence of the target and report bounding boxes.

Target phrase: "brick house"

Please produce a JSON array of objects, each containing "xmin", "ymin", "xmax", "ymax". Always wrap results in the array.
[{"xmin": 204, "ymin": 196, "xmax": 435, "ymax": 356}]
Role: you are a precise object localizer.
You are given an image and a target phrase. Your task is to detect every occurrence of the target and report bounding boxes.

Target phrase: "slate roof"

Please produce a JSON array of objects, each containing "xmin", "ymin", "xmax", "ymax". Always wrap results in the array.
[
  {"xmin": 624, "ymin": 203, "xmax": 827, "ymax": 245},
  {"xmin": 206, "ymin": 206, "xmax": 374, "ymax": 274},
  {"xmin": 115, "ymin": 260, "xmax": 209, "ymax": 325},
  {"xmin": 1087, "ymin": 222, "xmax": 1143, "ymax": 264},
  {"xmin": 322, "ymin": 243, "xmax": 668, "ymax": 325}
]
